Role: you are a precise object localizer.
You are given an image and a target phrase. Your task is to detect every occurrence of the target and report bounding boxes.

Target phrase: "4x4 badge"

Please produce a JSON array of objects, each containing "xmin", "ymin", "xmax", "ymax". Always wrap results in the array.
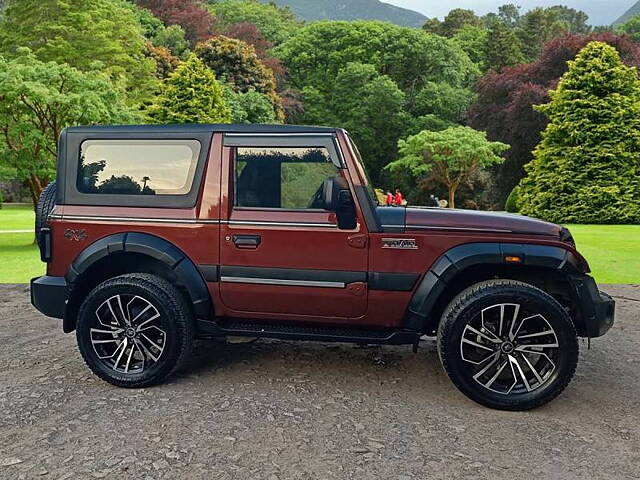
[
  {"xmin": 64, "ymin": 228, "xmax": 87, "ymax": 242},
  {"xmin": 381, "ymin": 238, "xmax": 418, "ymax": 250}
]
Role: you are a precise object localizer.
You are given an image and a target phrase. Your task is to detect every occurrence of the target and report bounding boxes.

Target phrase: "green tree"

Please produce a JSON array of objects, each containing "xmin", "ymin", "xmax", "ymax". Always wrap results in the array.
[
  {"xmin": 412, "ymin": 82, "xmax": 476, "ymax": 124},
  {"xmin": 423, "ymin": 8, "xmax": 483, "ymax": 37},
  {"xmin": 516, "ymin": 8, "xmax": 567, "ymax": 61},
  {"xmin": 209, "ymin": 0, "xmax": 300, "ymax": 45},
  {"xmin": 386, "ymin": 126, "xmax": 508, "ymax": 208},
  {"xmin": 195, "ymin": 35, "xmax": 283, "ymax": 120},
  {"xmin": 223, "ymin": 87, "xmax": 277, "ymax": 124},
  {"xmin": 0, "ymin": 50, "xmax": 136, "ymax": 206},
  {"xmin": 518, "ymin": 42, "xmax": 640, "ymax": 224},
  {"xmin": 317, "ymin": 63, "xmax": 408, "ymax": 185},
  {"xmin": 497, "ymin": 4, "xmax": 521, "ymax": 28},
  {"xmin": 617, "ymin": 14, "xmax": 640, "ymax": 42},
  {"xmin": 485, "ymin": 20, "xmax": 525, "ymax": 72},
  {"xmin": 452, "ymin": 25, "xmax": 489, "ymax": 71},
  {"xmin": 153, "ymin": 25, "xmax": 190, "ymax": 58},
  {"xmin": 148, "ymin": 54, "xmax": 231, "ymax": 124},
  {"xmin": 276, "ymin": 21, "xmax": 479, "ymax": 100},
  {"xmin": 0, "ymin": 0, "xmax": 156, "ymax": 105}
]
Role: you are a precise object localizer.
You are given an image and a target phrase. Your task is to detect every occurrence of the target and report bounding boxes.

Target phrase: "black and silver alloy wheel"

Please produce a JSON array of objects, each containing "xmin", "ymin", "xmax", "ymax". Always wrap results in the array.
[
  {"xmin": 76, "ymin": 273, "xmax": 194, "ymax": 388},
  {"xmin": 438, "ymin": 280, "xmax": 578, "ymax": 411},
  {"xmin": 90, "ymin": 294, "xmax": 167, "ymax": 374},
  {"xmin": 460, "ymin": 303, "xmax": 559, "ymax": 395}
]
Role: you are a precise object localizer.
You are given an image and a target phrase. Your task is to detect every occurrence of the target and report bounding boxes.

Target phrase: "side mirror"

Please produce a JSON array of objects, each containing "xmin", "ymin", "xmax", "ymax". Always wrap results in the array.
[{"xmin": 322, "ymin": 176, "xmax": 356, "ymax": 230}]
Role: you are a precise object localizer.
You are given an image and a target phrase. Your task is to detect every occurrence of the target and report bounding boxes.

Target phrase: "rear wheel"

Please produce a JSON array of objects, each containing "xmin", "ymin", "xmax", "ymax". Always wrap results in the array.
[
  {"xmin": 76, "ymin": 274, "xmax": 194, "ymax": 388},
  {"xmin": 437, "ymin": 280, "xmax": 578, "ymax": 410}
]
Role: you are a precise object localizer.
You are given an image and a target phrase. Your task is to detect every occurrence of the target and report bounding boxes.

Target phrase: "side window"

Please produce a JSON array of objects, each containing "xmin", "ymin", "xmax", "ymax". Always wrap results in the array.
[
  {"xmin": 77, "ymin": 139, "xmax": 200, "ymax": 195},
  {"xmin": 235, "ymin": 146, "xmax": 339, "ymax": 209}
]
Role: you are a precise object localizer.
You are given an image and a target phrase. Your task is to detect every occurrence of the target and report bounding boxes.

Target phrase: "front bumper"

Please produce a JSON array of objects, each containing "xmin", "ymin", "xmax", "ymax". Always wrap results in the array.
[
  {"xmin": 568, "ymin": 274, "xmax": 615, "ymax": 337},
  {"xmin": 30, "ymin": 275, "xmax": 68, "ymax": 319}
]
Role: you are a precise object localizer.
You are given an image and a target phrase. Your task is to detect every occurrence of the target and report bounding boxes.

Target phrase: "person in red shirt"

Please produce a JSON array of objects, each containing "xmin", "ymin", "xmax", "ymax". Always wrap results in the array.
[
  {"xmin": 385, "ymin": 191, "xmax": 394, "ymax": 206},
  {"xmin": 394, "ymin": 188, "xmax": 404, "ymax": 206}
]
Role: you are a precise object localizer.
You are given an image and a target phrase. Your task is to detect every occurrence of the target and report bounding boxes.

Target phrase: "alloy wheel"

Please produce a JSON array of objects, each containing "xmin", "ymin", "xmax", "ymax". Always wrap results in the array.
[
  {"xmin": 89, "ymin": 294, "xmax": 167, "ymax": 374},
  {"xmin": 460, "ymin": 303, "xmax": 559, "ymax": 395}
]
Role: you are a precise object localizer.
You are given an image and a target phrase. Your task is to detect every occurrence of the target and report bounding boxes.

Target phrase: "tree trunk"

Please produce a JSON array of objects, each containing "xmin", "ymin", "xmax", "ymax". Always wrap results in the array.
[
  {"xmin": 448, "ymin": 185, "xmax": 456, "ymax": 209},
  {"xmin": 27, "ymin": 175, "xmax": 45, "ymax": 210}
]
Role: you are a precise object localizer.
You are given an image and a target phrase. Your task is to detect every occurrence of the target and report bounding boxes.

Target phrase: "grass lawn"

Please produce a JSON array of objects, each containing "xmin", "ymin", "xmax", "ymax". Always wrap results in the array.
[
  {"xmin": 0, "ymin": 205, "xmax": 43, "ymax": 283},
  {"xmin": 565, "ymin": 224, "xmax": 639, "ymax": 284},
  {"xmin": 0, "ymin": 206, "xmax": 638, "ymax": 284}
]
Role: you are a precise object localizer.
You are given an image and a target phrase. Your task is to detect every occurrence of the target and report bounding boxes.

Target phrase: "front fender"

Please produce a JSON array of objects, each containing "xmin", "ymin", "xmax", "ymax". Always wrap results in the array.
[{"xmin": 404, "ymin": 242, "xmax": 584, "ymax": 332}]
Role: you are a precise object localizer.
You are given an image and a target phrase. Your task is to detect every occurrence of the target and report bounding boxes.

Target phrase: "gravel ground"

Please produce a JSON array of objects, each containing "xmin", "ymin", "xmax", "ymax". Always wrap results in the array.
[{"xmin": 0, "ymin": 284, "xmax": 639, "ymax": 480}]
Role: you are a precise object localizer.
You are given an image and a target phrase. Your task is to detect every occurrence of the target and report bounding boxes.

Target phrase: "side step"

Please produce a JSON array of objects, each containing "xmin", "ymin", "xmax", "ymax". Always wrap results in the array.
[{"xmin": 196, "ymin": 319, "xmax": 420, "ymax": 345}]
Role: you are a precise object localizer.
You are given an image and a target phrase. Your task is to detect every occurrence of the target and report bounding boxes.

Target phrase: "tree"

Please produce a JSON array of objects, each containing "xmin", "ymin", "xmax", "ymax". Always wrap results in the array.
[
  {"xmin": 617, "ymin": 14, "xmax": 640, "ymax": 42},
  {"xmin": 469, "ymin": 32, "xmax": 640, "ymax": 208},
  {"xmin": 148, "ymin": 54, "xmax": 231, "ymax": 124},
  {"xmin": 423, "ymin": 9, "xmax": 483, "ymax": 38},
  {"xmin": 497, "ymin": 4, "xmax": 520, "ymax": 28},
  {"xmin": 387, "ymin": 127, "xmax": 508, "ymax": 209},
  {"xmin": 276, "ymin": 21, "xmax": 479, "ymax": 100},
  {"xmin": 209, "ymin": 0, "xmax": 300, "ymax": 45},
  {"xmin": 452, "ymin": 25, "xmax": 489, "ymax": 72},
  {"xmin": 221, "ymin": 22, "xmax": 286, "ymax": 83},
  {"xmin": 518, "ymin": 42, "xmax": 640, "ymax": 224},
  {"xmin": 153, "ymin": 25, "xmax": 190, "ymax": 58},
  {"xmin": 223, "ymin": 87, "xmax": 277, "ymax": 124},
  {"xmin": 547, "ymin": 6, "xmax": 591, "ymax": 34},
  {"xmin": 516, "ymin": 8, "xmax": 568, "ymax": 61},
  {"xmin": 0, "ymin": 0, "xmax": 156, "ymax": 105},
  {"xmin": 195, "ymin": 35, "xmax": 283, "ymax": 120},
  {"xmin": 0, "ymin": 50, "xmax": 136, "ymax": 207},
  {"xmin": 307, "ymin": 63, "xmax": 408, "ymax": 185},
  {"xmin": 485, "ymin": 20, "xmax": 525, "ymax": 72},
  {"xmin": 145, "ymin": 43, "xmax": 180, "ymax": 79},
  {"xmin": 136, "ymin": 0, "xmax": 215, "ymax": 46},
  {"xmin": 412, "ymin": 82, "xmax": 475, "ymax": 124}
]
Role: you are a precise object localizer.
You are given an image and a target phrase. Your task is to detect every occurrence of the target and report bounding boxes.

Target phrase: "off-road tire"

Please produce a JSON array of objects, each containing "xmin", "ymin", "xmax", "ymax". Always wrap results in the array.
[
  {"xmin": 76, "ymin": 274, "xmax": 195, "ymax": 388},
  {"xmin": 437, "ymin": 279, "xmax": 578, "ymax": 411},
  {"xmin": 35, "ymin": 180, "xmax": 56, "ymax": 249}
]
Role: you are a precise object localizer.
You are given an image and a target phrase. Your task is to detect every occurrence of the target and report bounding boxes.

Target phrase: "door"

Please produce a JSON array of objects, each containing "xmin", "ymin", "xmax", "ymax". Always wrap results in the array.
[{"xmin": 218, "ymin": 134, "xmax": 369, "ymax": 322}]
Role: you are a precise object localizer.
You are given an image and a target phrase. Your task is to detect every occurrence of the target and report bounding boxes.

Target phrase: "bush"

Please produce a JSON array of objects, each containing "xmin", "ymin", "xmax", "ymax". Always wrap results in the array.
[
  {"xmin": 505, "ymin": 186, "xmax": 519, "ymax": 213},
  {"xmin": 518, "ymin": 42, "xmax": 640, "ymax": 224}
]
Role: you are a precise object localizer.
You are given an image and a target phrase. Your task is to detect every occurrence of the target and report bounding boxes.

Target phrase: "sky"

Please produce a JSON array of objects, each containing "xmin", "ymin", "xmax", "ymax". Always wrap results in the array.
[{"xmin": 385, "ymin": 0, "xmax": 635, "ymax": 26}]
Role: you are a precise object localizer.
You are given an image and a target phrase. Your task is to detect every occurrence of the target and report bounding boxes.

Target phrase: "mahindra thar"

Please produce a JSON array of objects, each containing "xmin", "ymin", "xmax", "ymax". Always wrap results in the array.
[{"xmin": 31, "ymin": 124, "xmax": 614, "ymax": 410}]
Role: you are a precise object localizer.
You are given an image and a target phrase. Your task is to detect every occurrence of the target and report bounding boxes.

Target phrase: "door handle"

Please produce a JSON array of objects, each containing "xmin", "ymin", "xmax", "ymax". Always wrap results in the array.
[{"xmin": 233, "ymin": 234, "xmax": 261, "ymax": 249}]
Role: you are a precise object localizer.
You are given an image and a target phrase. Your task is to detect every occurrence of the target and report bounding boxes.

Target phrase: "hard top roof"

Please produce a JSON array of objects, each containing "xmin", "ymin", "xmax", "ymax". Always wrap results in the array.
[{"xmin": 64, "ymin": 123, "xmax": 338, "ymax": 134}]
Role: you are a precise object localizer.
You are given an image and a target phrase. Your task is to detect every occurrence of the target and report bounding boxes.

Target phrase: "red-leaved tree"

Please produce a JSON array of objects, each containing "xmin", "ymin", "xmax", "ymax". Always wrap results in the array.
[
  {"xmin": 468, "ymin": 33, "xmax": 640, "ymax": 208},
  {"xmin": 222, "ymin": 22, "xmax": 286, "ymax": 84},
  {"xmin": 136, "ymin": 0, "xmax": 215, "ymax": 46}
]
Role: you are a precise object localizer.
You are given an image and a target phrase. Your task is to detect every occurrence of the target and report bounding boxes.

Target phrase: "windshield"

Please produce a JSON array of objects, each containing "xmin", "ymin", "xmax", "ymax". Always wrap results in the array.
[{"xmin": 345, "ymin": 133, "xmax": 379, "ymax": 206}]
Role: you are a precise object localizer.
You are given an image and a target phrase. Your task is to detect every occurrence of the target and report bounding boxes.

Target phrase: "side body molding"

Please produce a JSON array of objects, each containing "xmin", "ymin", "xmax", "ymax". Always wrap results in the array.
[
  {"xmin": 64, "ymin": 232, "xmax": 212, "ymax": 332},
  {"xmin": 404, "ymin": 242, "xmax": 579, "ymax": 332}
]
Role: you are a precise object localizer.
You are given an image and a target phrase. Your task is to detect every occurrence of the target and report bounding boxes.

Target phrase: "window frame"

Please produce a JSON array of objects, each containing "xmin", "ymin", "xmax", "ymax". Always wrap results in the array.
[
  {"xmin": 224, "ymin": 134, "xmax": 345, "ymax": 213},
  {"xmin": 62, "ymin": 132, "xmax": 212, "ymax": 208}
]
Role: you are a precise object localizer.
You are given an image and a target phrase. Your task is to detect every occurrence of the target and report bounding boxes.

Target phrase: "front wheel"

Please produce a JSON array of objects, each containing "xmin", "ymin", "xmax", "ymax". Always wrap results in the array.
[
  {"xmin": 437, "ymin": 280, "xmax": 578, "ymax": 410},
  {"xmin": 76, "ymin": 274, "xmax": 194, "ymax": 388}
]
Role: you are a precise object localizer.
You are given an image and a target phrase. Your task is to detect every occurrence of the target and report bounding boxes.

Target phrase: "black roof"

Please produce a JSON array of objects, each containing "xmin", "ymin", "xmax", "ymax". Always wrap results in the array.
[{"xmin": 65, "ymin": 123, "xmax": 338, "ymax": 134}]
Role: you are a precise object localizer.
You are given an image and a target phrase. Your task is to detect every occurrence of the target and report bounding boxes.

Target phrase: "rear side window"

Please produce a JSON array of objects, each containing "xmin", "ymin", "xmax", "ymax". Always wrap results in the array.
[
  {"xmin": 77, "ymin": 139, "xmax": 200, "ymax": 195},
  {"xmin": 235, "ymin": 146, "xmax": 338, "ymax": 209}
]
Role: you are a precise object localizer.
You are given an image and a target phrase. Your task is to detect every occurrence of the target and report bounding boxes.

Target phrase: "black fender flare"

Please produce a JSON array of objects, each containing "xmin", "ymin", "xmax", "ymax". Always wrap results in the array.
[
  {"xmin": 63, "ymin": 232, "xmax": 212, "ymax": 332},
  {"xmin": 403, "ymin": 242, "xmax": 583, "ymax": 331}
]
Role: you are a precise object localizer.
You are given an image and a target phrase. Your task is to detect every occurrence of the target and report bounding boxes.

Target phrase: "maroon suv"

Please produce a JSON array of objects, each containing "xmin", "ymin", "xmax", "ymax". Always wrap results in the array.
[{"xmin": 30, "ymin": 124, "xmax": 614, "ymax": 410}]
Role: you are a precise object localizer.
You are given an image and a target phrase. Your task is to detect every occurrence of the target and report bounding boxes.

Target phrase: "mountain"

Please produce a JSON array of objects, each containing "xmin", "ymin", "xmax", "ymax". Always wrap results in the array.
[
  {"xmin": 265, "ymin": 0, "xmax": 427, "ymax": 28},
  {"xmin": 613, "ymin": 1, "xmax": 640, "ymax": 25}
]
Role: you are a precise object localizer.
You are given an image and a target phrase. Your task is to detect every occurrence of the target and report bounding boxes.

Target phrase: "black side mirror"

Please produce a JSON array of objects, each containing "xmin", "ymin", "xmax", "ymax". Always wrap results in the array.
[{"xmin": 322, "ymin": 177, "xmax": 356, "ymax": 230}]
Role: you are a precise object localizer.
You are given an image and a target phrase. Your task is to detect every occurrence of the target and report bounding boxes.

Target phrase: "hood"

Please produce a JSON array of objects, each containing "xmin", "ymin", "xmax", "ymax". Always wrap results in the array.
[{"xmin": 403, "ymin": 207, "xmax": 562, "ymax": 237}]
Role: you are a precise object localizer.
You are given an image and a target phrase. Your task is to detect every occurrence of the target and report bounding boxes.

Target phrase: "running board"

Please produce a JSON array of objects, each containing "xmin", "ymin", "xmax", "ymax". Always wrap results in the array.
[{"xmin": 196, "ymin": 319, "xmax": 419, "ymax": 345}]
